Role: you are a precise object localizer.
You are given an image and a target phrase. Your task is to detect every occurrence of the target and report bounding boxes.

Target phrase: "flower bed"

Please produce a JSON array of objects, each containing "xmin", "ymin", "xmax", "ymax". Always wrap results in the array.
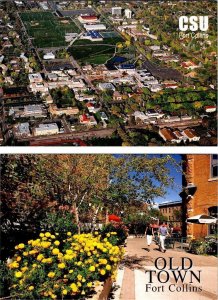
[{"xmin": 7, "ymin": 232, "xmax": 124, "ymax": 299}]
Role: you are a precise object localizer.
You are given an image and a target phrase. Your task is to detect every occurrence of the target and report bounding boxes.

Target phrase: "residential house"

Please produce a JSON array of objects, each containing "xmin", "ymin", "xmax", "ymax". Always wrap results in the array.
[
  {"xmin": 159, "ymin": 128, "xmax": 181, "ymax": 144},
  {"xmin": 113, "ymin": 91, "xmax": 123, "ymax": 101},
  {"xmin": 182, "ymin": 129, "xmax": 200, "ymax": 142},
  {"xmin": 79, "ymin": 114, "xmax": 97, "ymax": 126}
]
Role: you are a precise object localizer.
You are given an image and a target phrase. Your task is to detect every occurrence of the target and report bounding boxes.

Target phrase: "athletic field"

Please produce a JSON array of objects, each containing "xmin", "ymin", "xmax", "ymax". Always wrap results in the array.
[{"xmin": 20, "ymin": 12, "xmax": 80, "ymax": 48}]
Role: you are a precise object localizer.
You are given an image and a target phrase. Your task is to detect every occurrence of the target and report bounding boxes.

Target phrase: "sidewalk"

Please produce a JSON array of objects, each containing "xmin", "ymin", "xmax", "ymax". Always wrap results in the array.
[{"xmin": 113, "ymin": 237, "xmax": 218, "ymax": 300}]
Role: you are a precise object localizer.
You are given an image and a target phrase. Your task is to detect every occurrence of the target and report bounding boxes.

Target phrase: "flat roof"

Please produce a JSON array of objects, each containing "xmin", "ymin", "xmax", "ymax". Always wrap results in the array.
[
  {"xmin": 58, "ymin": 8, "xmax": 95, "ymax": 17},
  {"xmin": 159, "ymin": 200, "xmax": 182, "ymax": 208}
]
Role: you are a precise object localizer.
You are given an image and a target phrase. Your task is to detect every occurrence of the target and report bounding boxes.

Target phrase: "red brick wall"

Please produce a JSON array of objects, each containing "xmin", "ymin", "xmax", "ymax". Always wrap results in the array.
[{"xmin": 186, "ymin": 155, "xmax": 217, "ymax": 238}]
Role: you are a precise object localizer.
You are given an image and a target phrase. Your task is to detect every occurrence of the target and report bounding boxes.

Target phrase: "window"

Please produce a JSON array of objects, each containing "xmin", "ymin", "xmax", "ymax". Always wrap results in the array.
[
  {"xmin": 208, "ymin": 206, "xmax": 218, "ymax": 235},
  {"xmin": 211, "ymin": 155, "xmax": 218, "ymax": 178}
]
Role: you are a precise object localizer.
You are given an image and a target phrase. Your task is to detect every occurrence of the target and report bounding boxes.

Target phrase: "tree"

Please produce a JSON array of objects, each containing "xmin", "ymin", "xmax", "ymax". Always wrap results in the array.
[{"xmin": 1, "ymin": 155, "xmax": 178, "ymax": 235}]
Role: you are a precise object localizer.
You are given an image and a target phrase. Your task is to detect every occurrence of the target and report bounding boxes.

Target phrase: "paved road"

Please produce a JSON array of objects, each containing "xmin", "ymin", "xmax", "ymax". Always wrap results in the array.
[
  {"xmin": 16, "ymin": 127, "xmax": 116, "ymax": 144},
  {"xmin": 114, "ymin": 237, "xmax": 217, "ymax": 300},
  {"xmin": 69, "ymin": 56, "xmax": 96, "ymax": 91}
]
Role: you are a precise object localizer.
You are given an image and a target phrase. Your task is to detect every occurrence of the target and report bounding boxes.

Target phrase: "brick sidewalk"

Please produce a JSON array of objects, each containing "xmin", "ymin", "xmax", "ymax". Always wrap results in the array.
[{"xmin": 113, "ymin": 237, "xmax": 218, "ymax": 300}]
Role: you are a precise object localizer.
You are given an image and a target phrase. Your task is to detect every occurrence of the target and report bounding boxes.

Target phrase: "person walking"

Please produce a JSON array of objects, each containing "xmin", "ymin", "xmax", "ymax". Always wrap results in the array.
[
  {"xmin": 158, "ymin": 223, "xmax": 169, "ymax": 253},
  {"xmin": 145, "ymin": 224, "xmax": 154, "ymax": 251}
]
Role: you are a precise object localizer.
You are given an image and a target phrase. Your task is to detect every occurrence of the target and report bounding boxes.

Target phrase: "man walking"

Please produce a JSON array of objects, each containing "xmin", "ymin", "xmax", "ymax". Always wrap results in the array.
[
  {"xmin": 158, "ymin": 223, "xmax": 169, "ymax": 253},
  {"xmin": 145, "ymin": 224, "xmax": 154, "ymax": 251}
]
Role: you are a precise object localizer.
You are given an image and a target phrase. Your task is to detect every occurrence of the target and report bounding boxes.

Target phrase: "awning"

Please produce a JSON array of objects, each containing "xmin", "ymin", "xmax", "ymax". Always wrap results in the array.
[{"xmin": 186, "ymin": 214, "xmax": 217, "ymax": 224}]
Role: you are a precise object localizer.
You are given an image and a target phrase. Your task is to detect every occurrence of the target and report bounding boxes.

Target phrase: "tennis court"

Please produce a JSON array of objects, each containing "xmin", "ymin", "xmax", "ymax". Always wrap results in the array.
[{"xmin": 101, "ymin": 31, "xmax": 121, "ymax": 38}]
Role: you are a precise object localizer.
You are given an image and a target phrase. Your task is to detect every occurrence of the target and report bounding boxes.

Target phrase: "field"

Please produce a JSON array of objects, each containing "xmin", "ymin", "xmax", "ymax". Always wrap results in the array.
[
  {"xmin": 68, "ymin": 35, "xmax": 124, "ymax": 65},
  {"xmin": 20, "ymin": 12, "xmax": 80, "ymax": 48}
]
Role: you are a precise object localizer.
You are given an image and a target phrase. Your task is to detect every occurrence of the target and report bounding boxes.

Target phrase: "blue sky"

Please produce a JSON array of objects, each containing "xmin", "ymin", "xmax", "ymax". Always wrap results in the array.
[
  {"xmin": 154, "ymin": 154, "xmax": 182, "ymax": 204},
  {"xmin": 114, "ymin": 154, "xmax": 183, "ymax": 205}
]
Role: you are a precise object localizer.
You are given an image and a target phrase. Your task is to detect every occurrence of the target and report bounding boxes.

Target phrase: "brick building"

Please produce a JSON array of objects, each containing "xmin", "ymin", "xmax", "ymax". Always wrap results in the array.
[
  {"xmin": 180, "ymin": 154, "xmax": 218, "ymax": 238},
  {"xmin": 158, "ymin": 200, "xmax": 182, "ymax": 227}
]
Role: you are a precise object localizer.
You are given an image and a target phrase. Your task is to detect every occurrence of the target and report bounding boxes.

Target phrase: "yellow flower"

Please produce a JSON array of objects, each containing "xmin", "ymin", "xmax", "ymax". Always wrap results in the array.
[
  {"xmin": 23, "ymin": 251, "xmax": 28, "ymax": 256},
  {"xmin": 54, "ymin": 240, "xmax": 60, "ymax": 246},
  {"xmin": 89, "ymin": 266, "xmax": 95, "ymax": 272},
  {"xmin": 39, "ymin": 233, "xmax": 44, "ymax": 238},
  {"xmin": 67, "ymin": 232, "xmax": 72, "ymax": 236},
  {"xmin": 62, "ymin": 289, "xmax": 68, "ymax": 295},
  {"xmin": 16, "ymin": 256, "xmax": 21, "ymax": 262},
  {"xmin": 15, "ymin": 271, "xmax": 22, "ymax": 278},
  {"xmin": 54, "ymin": 284, "xmax": 59, "ymax": 288},
  {"xmin": 70, "ymin": 283, "xmax": 78, "ymax": 293},
  {"xmin": 51, "ymin": 294, "xmax": 57, "ymax": 299},
  {"xmin": 66, "ymin": 249, "xmax": 73, "ymax": 255},
  {"xmin": 77, "ymin": 274, "xmax": 82, "ymax": 281},
  {"xmin": 9, "ymin": 261, "xmax": 19, "ymax": 269},
  {"xmin": 48, "ymin": 272, "xmax": 55, "ymax": 278},
  {"xmin": 87, "ymin": 282, "xmax": 92, "ymax": 287},
  {"xmin": 45, "ymin": 232, "xmax": 51, "ymax": 238},
  {"xmin": 41, "ymin": 241, "xmax": 51, "ymax": 248},
  {"xmin": 21, "ymin": 266, "xmax": 28, "ymax": 272},
  {"xmin": 100, "ymin": 269, "xmax": 106, "ymax": 275},
  {"xmin": 58, "ymin": 263, "xmax": 65, "ymax": 269},
  {"xmin": 51, "ymin": 235, "xmax": 55, "ymax": 239},
  {"xmin": 28, "ymin": 286, "xmax": 34, "ymax": 291},
  {"xmin": 69, "ymin": 270, "xmax": 74, "ymax": 274},
  {"xmin": 18, "ymin": 243, "xmax": 25, "ymax": 249},
  {"xmin": 106, "ymin": 265, "xmax": 111, "ymax": 271},
  {"xmin": 36, "ymin": 254, "xmax": 44, "ymax": 261},
  {"xmin": 77, "ymin": 282, "xmax": 82, "ymax": 287},
  {"xmin": 52, "ymin": 248, "xmax": 59, "ymax": 255},
  {"xmin": 32, "ymin": 264, "xmax": 37, "ymax": 268}
]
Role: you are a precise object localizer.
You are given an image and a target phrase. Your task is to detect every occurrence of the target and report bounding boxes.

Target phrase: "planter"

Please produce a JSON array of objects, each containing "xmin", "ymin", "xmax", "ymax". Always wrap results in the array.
[{"xmin": 91, "ymin": 277, "xmax": 113, "ymax": 300}]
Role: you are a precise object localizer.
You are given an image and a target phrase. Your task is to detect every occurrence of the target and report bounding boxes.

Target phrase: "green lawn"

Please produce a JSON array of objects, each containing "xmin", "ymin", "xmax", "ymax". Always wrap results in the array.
[
  {"xmin": 68, "ymin": 36, "xmax": 124, "ymax": 64},
  {"xmin": 20, "ymin": 12, "xmax": 80, "ymax": 48}
]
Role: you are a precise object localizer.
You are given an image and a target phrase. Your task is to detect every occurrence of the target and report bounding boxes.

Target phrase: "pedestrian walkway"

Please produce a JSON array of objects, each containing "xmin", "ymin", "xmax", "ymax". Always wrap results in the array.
[{"xmin": 113, "ymin": 237, "xmax": 217, "ymax": 300}]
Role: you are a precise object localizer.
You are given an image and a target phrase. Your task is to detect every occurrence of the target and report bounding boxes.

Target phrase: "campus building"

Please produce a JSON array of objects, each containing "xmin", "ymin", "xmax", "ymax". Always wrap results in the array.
[
  {"xmin": 158, "ymin": 200, "xmax": 182, "ymax": 227},
  {"xmin": 180, "ymin": 154, "xmax": 218, "ymax": 238},
  {"xmin": 112, "ymin": 7, "xmax": 122, "ymax": 16}
]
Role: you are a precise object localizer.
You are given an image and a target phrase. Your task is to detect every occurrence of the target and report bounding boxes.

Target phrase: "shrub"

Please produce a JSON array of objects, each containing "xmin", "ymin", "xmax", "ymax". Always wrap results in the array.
[
  {"xmin": 101, "ymin": 222, "xmax": 129, "ymax": 246},
  {"xmin": 40, "ymin": 211, "xmax": 78, "ymax": 239},
  {"xmin": 0, "ymin": 260, "xmax": 10, "ymax": 297},
  {"xmin": 189, "ymin": 239, "xmax": 218, "ymax": 255},
  {"xmin": 7, "ymin": 232, "xmax": 124, "ymax": 299}
]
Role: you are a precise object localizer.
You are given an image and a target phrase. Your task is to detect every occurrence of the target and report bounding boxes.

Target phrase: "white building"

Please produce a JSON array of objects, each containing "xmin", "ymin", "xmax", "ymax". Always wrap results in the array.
[
  {"xmin": 43, "ymin": 52, "xmax": 55, "ymax": 60},
  {"xmin": 84, "ymin": 24, "xmax": 106, "ymax": 31},
  {"xmin": 124, "ymin": 9, "xmax": 132, "ymax": 19},
  {"xmin": 133, "ymin": 111, "xmax": 148, "ymax": 122},
  {"xmin": 23, "ymin": 105, "xmax": 43, "ymax": 117},
  {"xmin": 33, "ymin": 123, "xmax": 59, "ymax": 136},
  {"xmin": 28, "ymin": 73, "xmax": 43, "ymax": 83},
  {"xmin": 112, "ymin": 7, "xmax": 122, "ymax": 16},
  {"xmin": 15, "ymin": 122, "xmax": 31, "ymax": 137},
  {"xmin": 98, "ymin": 82, "xmax": 115, "ymax": 91}
]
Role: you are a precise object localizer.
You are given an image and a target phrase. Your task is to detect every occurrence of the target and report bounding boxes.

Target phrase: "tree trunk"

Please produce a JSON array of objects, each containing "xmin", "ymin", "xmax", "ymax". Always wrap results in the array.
[
  {"xmin": 73, "ymin": 203, "xmax": 80, "ymax": 234},
  {"xmin": 91, "ymin": 206, "xmax": 100, "ymax": 233},
  {"xmin": 105, "ymin": 208, "xmax": 109, "ymax": 224}
]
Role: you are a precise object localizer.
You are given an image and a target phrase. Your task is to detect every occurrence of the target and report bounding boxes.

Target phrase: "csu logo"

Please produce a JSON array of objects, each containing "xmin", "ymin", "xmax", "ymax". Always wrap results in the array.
[{"xmin": 179, "ymin": 16, "xmax": 209, "ymax": 32}]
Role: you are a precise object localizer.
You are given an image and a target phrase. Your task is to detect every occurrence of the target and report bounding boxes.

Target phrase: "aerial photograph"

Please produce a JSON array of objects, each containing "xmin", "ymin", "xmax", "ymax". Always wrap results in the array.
[{"xmin": 0, "ymin": 0, "xmax": 217, "ymax": 146}]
